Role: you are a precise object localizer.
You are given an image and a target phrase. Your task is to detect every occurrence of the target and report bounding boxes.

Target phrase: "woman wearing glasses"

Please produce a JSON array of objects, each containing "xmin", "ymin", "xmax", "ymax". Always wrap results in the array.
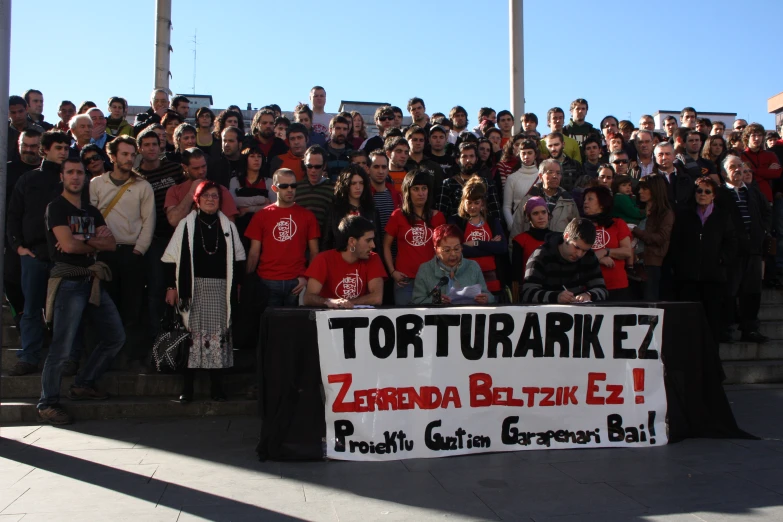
[
  {"xmin": 670, "ymin": 176, "xmax": 737, "ymax": 343},
  {"xmin": 412, "ymin": 224, "xmax": 493, "ymax": 305},
  {"xmin": 162, "ymin": 180, "xmax": 246, "ymax": 403},
  {"xmin": 80, "ymin": 144, "xmax": 106, "ymax": 181}
]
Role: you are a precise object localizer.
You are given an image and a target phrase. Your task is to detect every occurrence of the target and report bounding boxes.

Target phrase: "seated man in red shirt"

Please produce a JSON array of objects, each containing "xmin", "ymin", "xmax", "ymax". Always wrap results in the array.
[
  {"xmin": 304, "ymin": 215, "xmax": 385, "ymax": 308},
  {"xmin": 165, "ymin": 148, "xmax": 238, "ymax": 227}
]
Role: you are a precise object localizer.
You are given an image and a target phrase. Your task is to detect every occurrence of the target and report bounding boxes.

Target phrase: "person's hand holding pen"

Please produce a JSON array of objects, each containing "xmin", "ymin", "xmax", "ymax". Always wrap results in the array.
[{"xmin": 558, "ymin": 285, "xmax": 576, "ymax": 304}]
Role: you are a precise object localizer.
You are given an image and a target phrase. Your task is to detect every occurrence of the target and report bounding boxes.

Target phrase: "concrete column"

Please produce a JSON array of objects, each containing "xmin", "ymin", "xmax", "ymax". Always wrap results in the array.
[
  {"xmin": 509, "ymin": 0, "xmax": 524, "ymax": 133},
  {"xmin": 155, "ymin": 0, "xmax": 172, "ymax": 92}
]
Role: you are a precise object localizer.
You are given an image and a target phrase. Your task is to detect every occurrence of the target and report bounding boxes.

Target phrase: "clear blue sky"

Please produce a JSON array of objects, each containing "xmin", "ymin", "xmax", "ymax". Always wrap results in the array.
[{"xmin": 9, "ymin": 0, "xmax": 783, "ymax": 129}]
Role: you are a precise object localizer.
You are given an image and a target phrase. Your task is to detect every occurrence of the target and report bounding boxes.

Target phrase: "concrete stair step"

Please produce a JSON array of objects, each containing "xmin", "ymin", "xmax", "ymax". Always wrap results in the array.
[
  {"xmin": 1, "ymin": 347, "xmax": 256, "ymax": 372},
  {"xmin": 759, "ymin": 321, "xmax": 783, "ymax": 340},
  {"xmin": 1, "ymin": 370, "xmax": 257, "ymax": 399},
  {"xmin": 720, "ymin": 340, "xmax": 783, "ymax": 361},
  {"xmin": 762, "ymin": 289, "xmax": 783, "ymax": 304},
  {"xmin": 1, "ymin": 325, "xmax": 21, "ymax": 348},
  {"xmin": 759, "ymin": 305, "xmax": 783, "ymax": 321},
  {"xmin": 723, "ymin": 360, "xmax": 783, "ymax": 384},
  {"xmin": 1, "ymin": 396, "xmax": 256, "ymax": 424}
]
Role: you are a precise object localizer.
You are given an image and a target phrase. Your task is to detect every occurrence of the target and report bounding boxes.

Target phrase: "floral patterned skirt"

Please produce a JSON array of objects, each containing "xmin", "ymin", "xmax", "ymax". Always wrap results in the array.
[{"xmin": 188, "ymin": 277, "xmax": 233, "ymax": 369}]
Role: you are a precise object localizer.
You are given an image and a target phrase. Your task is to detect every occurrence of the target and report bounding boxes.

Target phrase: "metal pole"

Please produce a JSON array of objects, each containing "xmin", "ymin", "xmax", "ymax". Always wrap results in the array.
[
  {"xmin": 154, "ymin": 0, "xmax": 172, "ymax": 92},
  {"xmin": 509, "ymin": 0, "xmax": 525, "ymax": 134},
  {"xmin": 0, "ymin": 0, "xmax": 12, "ymax": 362}
]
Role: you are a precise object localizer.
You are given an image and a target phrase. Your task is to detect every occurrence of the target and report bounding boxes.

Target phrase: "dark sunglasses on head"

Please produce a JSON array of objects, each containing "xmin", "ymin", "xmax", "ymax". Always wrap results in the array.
[
  {"xmin": 82, "ymin": 155, "xmax": 102, "ymax": 163},
  {"xmin": 276, "ymin": 183, "xmax": 298, "ymax": 189},
  {"xmin": 695, "ymin": 188, "xmax": 713, "ymax": 195},
  {"xmin": 305, "ymin": 163, "xmax": 324, "ymax": 169}
]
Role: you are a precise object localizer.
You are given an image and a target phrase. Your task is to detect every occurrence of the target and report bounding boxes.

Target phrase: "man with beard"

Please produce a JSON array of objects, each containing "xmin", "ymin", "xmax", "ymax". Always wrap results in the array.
[
  {"xmin": 5, "ymin": 130, "xmax": 42, "ymax": 324},
  {"xmin": 270, "ymin": 123, "xmax": 309, "ymax": 182},
  {"xmin": 362, "ymin": 106, "xmax": 395, "ymax": 152},
  {"xmin": 437, "ymin": 142, "xmax": 500, "ymax": 220},
  {"xmin": 675, "ymin": 129, "xmax": 717, "ymax": 181},
  {"xmin": 563, "ymin": 99, "xmax": 596, "ymax": 146},
  {"xmin": 207, "ymin": 126, "xmax": 245, "ymax": 188},
  {"xmin": 630, "ymin": 130, "xmax": 656, "ymax": 180},
  {"xmin": 24, "ymin": 90, "xmax": 53, "ymax": 131},
  {"xmin": 539, "ymin": 107, "xmax": 582, "ymax": 163},
  {"xmin": 426, "ymin": 125, "xmax": 457, "ymax": 178},
  {"xmin": 90, "ymin": 137, "xmax": 156, "ymax": 370},
  {"xmin": 164, "ymin": 148, "xmax": 238, "ymax": 228},
  {"xmin": 448, "ymin": 106, "xmax": 470, "ymax": 145},
  {"xmin": 38, "ymin": 158, "xmax": 123, "ymax": 425},
  {"xmin": 325, "ymin": 115, "xmax": 353, "ymax": 181},
  {"xmin": 135, "ymin": 128, "xmax": 184, "ymax": 353},
  {"xmin": 246, "ymin": 109, "xmax": 288, "ymax": 178},
  {"xmin": 544, "ymin": 132, "xmax": 583, "ymax": 192},
  {"xmin": 405, "ymin": 126, "xmax": 443, "ymax": 206}
]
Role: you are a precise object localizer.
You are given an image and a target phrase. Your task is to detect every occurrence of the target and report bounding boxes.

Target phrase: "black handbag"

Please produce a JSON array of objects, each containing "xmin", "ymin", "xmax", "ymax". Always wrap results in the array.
[{"xmin": 152, "ymin": 305, "xmax": 191, "ymax": 373}]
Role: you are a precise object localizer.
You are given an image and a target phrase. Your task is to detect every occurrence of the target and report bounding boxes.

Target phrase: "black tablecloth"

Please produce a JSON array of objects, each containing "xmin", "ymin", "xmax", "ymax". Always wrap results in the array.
[{"xmin": 256, "ymin": 302, "xmax": 755, "ymax": 461}]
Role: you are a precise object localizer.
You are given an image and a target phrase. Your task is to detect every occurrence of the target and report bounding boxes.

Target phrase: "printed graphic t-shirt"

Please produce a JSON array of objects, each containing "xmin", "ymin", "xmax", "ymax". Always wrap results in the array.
[
  {"xmin": 384, "ymin": 209, "xmax": 446, "ymax": 278},
  {"xmin": 244, "ymin": 203, "xmax": 320, "ymax": 280},
  {"xmin": 305, "ymin": 249, "xmax": 387, "ymax": 300},
  {"xmin": 591, "ymin": 218, "xmax": 631, "ymax": 290},
  {"xmin": 462, "ymin": 220, "xmax": 500, "ymax": 292},
  {"xmin": 45, "ymin": 196, "xmax": 106, "ymax": 268}
]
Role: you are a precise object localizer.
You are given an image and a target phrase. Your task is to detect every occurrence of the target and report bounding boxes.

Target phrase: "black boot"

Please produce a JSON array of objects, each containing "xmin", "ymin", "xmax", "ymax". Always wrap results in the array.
[{"xmin": 180, "ymin": 369, "xmax": 194, "ymax": 403}]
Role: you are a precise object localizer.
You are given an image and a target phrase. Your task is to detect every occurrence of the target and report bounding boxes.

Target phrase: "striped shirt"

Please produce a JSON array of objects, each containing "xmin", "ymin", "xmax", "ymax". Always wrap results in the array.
[
  {"xmin": 373, "ymin": 189, "xmax": 397, "ymax": 258},
  {"xmin": 726, "ymin": 182, "xmax": 751, "ymax": 232},
  {"xmin": 295, "ymin": 178, "xmax": 335, "ymax": 233},
  {"xmin": 138, "ymin": 159, "xmax": 184, "ymax": 238}
]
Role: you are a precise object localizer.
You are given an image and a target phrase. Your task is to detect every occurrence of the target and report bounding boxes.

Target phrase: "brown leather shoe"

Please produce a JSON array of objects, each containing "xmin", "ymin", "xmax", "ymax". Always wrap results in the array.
[
  {"xmin": 68, "ymin": 386, "xmax": 110, "ymax": 401},
  {"xmin": 38, "ymin": 405, "xmax": 72, "ymax": 425},
  {"xmin": 8, "ymin": 360, "xmax": 38, "ymax": 376}
]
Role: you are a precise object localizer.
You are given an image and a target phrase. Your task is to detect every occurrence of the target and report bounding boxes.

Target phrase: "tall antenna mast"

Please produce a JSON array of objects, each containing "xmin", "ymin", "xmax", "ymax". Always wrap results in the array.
[{"xmin": 191, "ymin": 29, "xmax": 197, "ymax": 93}]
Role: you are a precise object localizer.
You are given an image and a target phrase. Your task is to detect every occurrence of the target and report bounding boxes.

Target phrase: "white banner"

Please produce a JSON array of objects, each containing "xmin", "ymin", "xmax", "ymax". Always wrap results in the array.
[{"xmin": 316, "ymin": 306, "xmax": 667, "ymax": 461}]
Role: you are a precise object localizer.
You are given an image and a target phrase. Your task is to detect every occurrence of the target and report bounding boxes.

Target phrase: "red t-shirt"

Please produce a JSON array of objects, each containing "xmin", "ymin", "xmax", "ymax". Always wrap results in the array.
[
  {"xmin": 244, "ymin": 203, "xmax": 320, "ymax": 280},
  {"xmin": 164, "ymin": 182, "xmax": 239, "ymax": 218},
  {"xmin": 513, "ymin": 232, "xmax": 545, "ymax": 272},
  {"xmin": 384, "ymin": 209, "xmax": 446, "ymax": 278},
  {"xmin": 305, "ymin": 249, "xmax": 386, "ymax": 300},
  {"xmin": 462, "ymin": 220, "xmax": 499, "ymax": 292},
  {"xmin": 591, "ymin": 218, "xmax": 631, "ymax": 290}
]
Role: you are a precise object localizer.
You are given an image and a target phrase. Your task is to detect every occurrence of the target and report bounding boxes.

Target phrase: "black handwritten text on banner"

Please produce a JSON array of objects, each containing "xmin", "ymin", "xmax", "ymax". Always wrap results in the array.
[{"xmin": 316, "ymin": 306, "xmax": 667, "ymax": 461}]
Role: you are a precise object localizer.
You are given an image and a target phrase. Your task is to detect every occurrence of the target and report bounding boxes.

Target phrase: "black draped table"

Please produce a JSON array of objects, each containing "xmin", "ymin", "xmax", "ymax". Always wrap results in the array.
[{"xmin": 255, "ymin": 302, "xmax": 754, "ymax": 461}]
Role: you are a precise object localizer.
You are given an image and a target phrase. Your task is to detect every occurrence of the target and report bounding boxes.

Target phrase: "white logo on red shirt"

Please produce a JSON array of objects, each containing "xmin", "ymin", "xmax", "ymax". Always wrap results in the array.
[
  {"xmin": 466, "ymin": 228, "xmax": 490, "ymax": 242},
  {"xmin": 404, "ymin": 224, "xmax": 432, "ymax": 246},
  {"xmin": 592, "ymin": 227, "xmax": 610, "ymax": 250},
  {"xmin": 272, "ymin": 215, "xmax": 297, "ymax": 242},
  {"xmin": 335, "ymin": 269, "xmax": 363, "ymax": 299}
]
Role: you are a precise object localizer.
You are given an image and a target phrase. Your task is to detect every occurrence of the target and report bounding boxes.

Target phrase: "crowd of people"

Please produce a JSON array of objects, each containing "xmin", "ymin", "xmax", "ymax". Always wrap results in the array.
[{"xmin": 5, "ymin": 87, "xmax": 783, "ymax": 425}]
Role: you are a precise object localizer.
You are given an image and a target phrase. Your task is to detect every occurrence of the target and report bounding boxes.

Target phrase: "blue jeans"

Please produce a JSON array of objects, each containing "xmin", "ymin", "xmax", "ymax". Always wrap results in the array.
[
  {"xmin": 38, "ymin": 278, "xmax": 125, "ymax": 409},
  {"xmin": 394, "ymin": 282, "xmax": 414, "ymax": 306},
  {"xmin": 260, "ymin": 278, "xmax": 300, "ymax": 307},
  {"xmin": 19, "ymin": 255, "xmax": 50, "ymax": 364},
  {"xmin": 774, "ymin": 198, "xmax": 783, "ymax": 270}
]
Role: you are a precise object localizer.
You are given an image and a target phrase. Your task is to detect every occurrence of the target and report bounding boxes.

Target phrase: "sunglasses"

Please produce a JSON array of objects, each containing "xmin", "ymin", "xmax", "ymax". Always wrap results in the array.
[
  {"xmin": 276, "ymin": 183, "xmax": 298, "ymax": 189},
  {"xmin": 612, "ymin": 159, "xmax": 629, "ymax": 165},
  {"xmin": 83, "ymin": 155, "xmax": 102, "ymax": 163},
  {"xmin": 305, "ymin": 163, "xmax": 324, "ymax": 169},
  {"xmin": 378, "ymin": 116, "xmax": 394, "ymax": 122},
  {"xmin": 695, "ymin": 188, "xmax": 713, "ymax": 195}
]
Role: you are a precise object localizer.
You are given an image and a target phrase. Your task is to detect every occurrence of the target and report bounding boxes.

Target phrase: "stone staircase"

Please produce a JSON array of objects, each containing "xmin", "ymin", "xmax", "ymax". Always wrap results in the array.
[
  {"xmin": 0, "ymin": 307, "xmax": 258, "ymax": 424},
  {"xmin": 722, "ymin": 289, "xmax": 783, "ymax": 384}
]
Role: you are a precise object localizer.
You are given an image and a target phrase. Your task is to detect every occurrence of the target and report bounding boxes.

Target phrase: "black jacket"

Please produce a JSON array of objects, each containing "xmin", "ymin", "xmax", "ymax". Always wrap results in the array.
[
  {"xmin": 670, "ymin": 203, "xmax": 737, "ymax": 283},
  {"xmin": 208, "ymin": 154, "xmax": 245, "ymax": 188},
  {"xmin": 241, "ymin": 135, "xmax": 289, "ymax": 178},
  {"xmin": 717, "ymin": 183, "xmax": 770, "ymax": 255},
  {"xmin": 133, "ymin": 107, "xmax": 161, "ymax": 136},
  {"xmin": 7, "ymin": 160, "xmax": 88, "ymax": 260},
  {"xmin": 653, "ymin": 165, "xmax": 694, "ymax": 213}
]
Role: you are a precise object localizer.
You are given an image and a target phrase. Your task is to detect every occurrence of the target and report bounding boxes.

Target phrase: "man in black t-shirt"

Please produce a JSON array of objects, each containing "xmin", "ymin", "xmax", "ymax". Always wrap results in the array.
[{"xmin": 38, "ymin": 158, "xmax": 124, "ymax": 426}]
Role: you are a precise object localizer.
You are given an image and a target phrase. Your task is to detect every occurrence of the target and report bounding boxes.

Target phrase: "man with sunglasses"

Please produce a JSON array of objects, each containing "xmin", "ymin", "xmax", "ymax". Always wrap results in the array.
[
  {"xmin": 362, "ymin": 106, "xmax": 395, "ymax": 153},
  {"xmin": 521, "ymin": 217, "xmax": 607, "ymax": 304},
  {"xmin": 245, "ymin": 168, "xmax": 320, "ymax": 307},
  {"xmin": 609, "ymin": 151, "xmax": 631, "ymax": 177},
  {"xmin": 294, "ymin": 145, "xmax": 334, "ymax": 232}
]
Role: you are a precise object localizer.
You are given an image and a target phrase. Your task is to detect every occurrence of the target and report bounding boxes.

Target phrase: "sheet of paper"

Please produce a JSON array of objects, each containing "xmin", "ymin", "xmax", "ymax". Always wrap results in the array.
[{"xmin": 446, "ymin": 284, "xmax": 482, "ymax": 304}]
